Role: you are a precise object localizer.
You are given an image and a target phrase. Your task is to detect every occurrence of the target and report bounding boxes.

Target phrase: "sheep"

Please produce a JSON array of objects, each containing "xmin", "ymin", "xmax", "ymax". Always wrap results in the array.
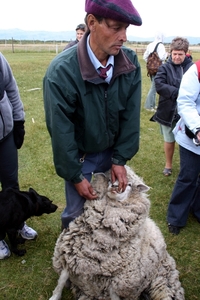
[{"xmin": 49, "ymin": 165, "xmax": 185, "ymax": 300}]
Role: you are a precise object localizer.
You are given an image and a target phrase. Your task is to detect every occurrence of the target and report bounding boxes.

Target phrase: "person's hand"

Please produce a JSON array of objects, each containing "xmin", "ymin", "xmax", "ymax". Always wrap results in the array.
[
  {"xmin": 74, "ymin": 178, "xmax": 97, "ymax": 200},
  {"xmin": 111, "ymin": 164, "xmax": 128, "ymax": 192},
  {"xmin": 13, "ymin": 121, "xmax": 25, "ymax": 149},
  {"xmin": 196, "ymin": 131, "xmax": 200, "ymax": 142}
]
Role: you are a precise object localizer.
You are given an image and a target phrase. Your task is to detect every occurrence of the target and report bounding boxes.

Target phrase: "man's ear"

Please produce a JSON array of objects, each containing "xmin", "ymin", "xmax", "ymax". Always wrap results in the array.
[{"xmin": 87, "ymin": 14, "xmax": 97, "ymax": 32}]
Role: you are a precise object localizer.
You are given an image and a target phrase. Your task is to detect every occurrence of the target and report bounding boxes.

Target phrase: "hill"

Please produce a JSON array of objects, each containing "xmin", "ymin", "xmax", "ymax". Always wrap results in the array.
[{"xmin": 0, "ymin": 28, "xmax": 200, "ymax": 45}]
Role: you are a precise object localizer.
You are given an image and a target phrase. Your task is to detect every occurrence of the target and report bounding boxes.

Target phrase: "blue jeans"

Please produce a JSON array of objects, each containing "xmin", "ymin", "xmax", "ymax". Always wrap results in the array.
[
  {"xmin": 144, "ymin": 76, "xmax": 156, "ymax": 109},
  {"xmin": 61, "ymin": 148, "xmax": 113, "ymax": 228},
  {"xmin": 0, "ymin": 132, "xmax": 19, "ymax": 191},
  {"xmin": 167, "ymin": 146, "xmax": 200, "ymax": 227}
]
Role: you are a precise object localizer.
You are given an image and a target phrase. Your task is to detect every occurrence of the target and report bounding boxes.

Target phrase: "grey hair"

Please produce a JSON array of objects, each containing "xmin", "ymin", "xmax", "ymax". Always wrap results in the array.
[{"xmin": 170, "ymin": 37, "xmax": 189, "ymax": 53}]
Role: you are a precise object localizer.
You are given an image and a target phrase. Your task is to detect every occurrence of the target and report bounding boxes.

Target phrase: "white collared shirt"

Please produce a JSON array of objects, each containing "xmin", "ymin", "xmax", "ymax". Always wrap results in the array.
[{"xmin": 86, "ymin": 34, "xmax": 114, "ymax": 83}]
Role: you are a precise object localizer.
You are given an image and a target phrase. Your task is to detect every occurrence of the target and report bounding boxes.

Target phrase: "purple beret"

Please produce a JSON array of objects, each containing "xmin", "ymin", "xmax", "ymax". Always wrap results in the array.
[{"xmin": 85, "ymin": 0, "xmax": 142, "ymax": 26}]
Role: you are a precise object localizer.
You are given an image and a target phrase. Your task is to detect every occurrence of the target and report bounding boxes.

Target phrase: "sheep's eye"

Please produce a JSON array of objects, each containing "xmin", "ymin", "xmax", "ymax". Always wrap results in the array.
[
  {"xmin": 128, "ymin": 183, "xmax": 132, "ymax": 187},
  {"xmin": 111, "ymin": 183, "xmax": 119, "ymax": 188}
]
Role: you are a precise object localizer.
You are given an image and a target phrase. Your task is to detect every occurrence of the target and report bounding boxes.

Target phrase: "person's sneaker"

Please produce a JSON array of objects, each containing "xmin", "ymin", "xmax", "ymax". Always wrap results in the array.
[
  {"xmin": 0, "ymin": 240, "xmax": 11, "ymax": 259},
  {"xmin": 18, "ymin": 223, "xmax": 38, "ymax": 240},
  {"xmin": 146, "ymin": 108, "xmax": 156, "ymax": 112},
  {"xmin": 168, "ymin": 224, "xmax": 181, "ymax": 235}
]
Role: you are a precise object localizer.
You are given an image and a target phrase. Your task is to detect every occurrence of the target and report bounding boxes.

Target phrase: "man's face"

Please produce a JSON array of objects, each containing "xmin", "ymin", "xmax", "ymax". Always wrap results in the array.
[
  {"xmin": 171, "ymin": 50, "xmax": 186, "ymax": 64},
  {"xmin": 89, "ymin": 16, "xmax": 129, "ymax": 58},
  {"xmin": 76, "ymin": 29, "xmax": 85, "ymax": 41}
]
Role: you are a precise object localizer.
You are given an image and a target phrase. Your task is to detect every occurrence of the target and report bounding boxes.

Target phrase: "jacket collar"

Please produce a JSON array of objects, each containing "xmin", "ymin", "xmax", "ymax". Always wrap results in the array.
[{"xmin": 77, "ymin": 32, "xmax": 136, "ymax": 83}]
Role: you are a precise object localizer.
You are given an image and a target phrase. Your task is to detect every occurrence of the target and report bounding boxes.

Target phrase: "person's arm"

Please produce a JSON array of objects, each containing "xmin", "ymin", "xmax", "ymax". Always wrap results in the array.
[
  {"xmin": 44, "ymin": 69, "xmax": 100, "ymax": 199},
  {"xmin": 1, "ymin": 54, "xmax": 24, "ymax": 121},
  {"xmin": 43, "ymin": 71, "xmax": 83, "ymax": 180},
  {"xmin": 157, "ymin": 43, "xmax": 167, "ymax": 62},
  {"xmin": 143, "ymin": 47, "xmax": 149, "ymax": 62},
  {"xmin": 111, "ymin": 53, "xmax": 141, "ymax": 191},
  {"xmin": 155, "ymin": 65, "xmax": 178, "ymax": 101},
  {"xmin": 0, "ymin": 54, "xmax": 25, "ymax": 148},
  {"xmin": 177, "ymin": 64, "xmax": 200, "ymax": 138}
]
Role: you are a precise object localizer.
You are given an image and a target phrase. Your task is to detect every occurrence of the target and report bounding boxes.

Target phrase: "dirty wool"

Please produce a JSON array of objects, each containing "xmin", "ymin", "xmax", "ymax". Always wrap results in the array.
[{"xmin": 49, "ymin": 166, "xmax": 184, "ymax": 300}]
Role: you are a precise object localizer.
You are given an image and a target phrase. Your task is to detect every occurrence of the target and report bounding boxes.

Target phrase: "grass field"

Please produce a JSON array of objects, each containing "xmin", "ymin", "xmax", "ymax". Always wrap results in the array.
[{"xmin": 0, "ymin": 48, "xmax": 199, "ymax": 300}]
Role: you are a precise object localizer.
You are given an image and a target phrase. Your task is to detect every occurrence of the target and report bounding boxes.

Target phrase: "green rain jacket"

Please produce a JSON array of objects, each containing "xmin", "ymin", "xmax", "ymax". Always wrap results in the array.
[{"xmin": 43, "ymin": 32, "xmax": 141, "ymax": 183}]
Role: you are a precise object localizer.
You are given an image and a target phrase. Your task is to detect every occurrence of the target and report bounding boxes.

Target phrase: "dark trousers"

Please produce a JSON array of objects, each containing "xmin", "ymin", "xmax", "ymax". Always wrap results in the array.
[
  {"xmin": 0, "ymin": 133, "xmax": 19, "ymax": 191},
  {"xmin": 167, "ymin": 145, "xmax": 200, "ymax": 227},
  {"xmin": 0, "ymin": 133, "xmax": 19, "ymax": 240},
  {"xmin": 61, "ymin": 148, "xmax": 113, "ymax": 228}
]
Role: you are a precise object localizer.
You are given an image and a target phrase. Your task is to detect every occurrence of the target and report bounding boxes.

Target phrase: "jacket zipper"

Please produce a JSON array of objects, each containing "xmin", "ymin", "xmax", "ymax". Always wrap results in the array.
[
  {"xmin": 104, "ymin": 87, "xmax": 111, "ymax": 148},
  {"xmin": 0, "ymin": 110, "xmax": 6, "ymax": 138}
]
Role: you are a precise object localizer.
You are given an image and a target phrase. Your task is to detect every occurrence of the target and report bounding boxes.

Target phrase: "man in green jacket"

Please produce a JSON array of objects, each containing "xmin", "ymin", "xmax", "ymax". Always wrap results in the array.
[{"xmin": 43, "ymin": 0, "xmax": 142, "ymax": 229}]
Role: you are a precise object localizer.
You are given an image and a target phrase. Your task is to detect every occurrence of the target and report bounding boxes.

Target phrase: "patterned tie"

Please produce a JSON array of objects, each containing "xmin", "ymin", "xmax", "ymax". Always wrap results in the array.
[{"xmin": 98, "ymin": 64, "xmax": 112, "ymax": 79}]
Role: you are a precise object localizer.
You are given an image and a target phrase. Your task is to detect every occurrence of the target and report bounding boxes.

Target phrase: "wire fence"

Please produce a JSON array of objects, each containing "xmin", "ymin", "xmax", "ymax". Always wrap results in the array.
[
  {"xmin": 0, "ymin": 43, "xmax": 66, "ymax": 53},
  {"xmin": 0, "ymin": 42, "xmax": 199, "ymax": 55}
]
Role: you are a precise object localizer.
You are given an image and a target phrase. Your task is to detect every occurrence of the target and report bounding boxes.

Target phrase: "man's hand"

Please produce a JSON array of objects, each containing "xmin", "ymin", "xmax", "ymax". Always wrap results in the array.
[
  {"xmin": 74, "ymin": 178, "xmax": 97, "ymax": 200},
  {"xmin": 111, "ymin": 165, "xmax": 128, "ymax": 192},
  {"xmin": 197, "ymin": 131, "xmax": 200, "ymax": 142}
]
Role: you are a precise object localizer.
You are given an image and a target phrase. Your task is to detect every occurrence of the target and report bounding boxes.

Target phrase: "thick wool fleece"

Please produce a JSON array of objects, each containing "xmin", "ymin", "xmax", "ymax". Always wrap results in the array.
[{"xmin": 50, "ymin": 166, "xmax": 184, "ymax": 300}]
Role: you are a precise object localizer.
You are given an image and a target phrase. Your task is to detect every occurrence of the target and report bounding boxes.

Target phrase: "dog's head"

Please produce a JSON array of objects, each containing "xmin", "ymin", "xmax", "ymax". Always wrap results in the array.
[{"xmin": 28, "ymin": 188, "xmax": 58, "ymax": 216}]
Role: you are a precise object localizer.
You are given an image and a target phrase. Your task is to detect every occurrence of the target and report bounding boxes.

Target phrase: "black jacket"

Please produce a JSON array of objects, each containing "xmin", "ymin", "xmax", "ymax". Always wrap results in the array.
[{"xmin": 152, "ymin": 56, "xmax": 193, "ymax": 127}]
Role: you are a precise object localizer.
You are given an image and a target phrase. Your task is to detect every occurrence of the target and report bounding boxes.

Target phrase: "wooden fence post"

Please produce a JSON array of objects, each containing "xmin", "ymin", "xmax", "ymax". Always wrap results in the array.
[{"xmin": 12, "ymin": 37, "xmax": 14, "ymax": 53}]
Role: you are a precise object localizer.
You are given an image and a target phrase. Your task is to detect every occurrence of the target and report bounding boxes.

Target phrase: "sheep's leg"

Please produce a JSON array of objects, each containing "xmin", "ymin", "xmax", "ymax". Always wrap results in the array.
[
  {"xmin": 148, "ymin": 254, "xmax": 185, "ymax": 300},
  {"xmin": 109, "ymin": 287, "xmax": 121, "ymax": 300},
  {"xmin": 49, "ymin": 269, "xmax": 69, "ymax": 300}
]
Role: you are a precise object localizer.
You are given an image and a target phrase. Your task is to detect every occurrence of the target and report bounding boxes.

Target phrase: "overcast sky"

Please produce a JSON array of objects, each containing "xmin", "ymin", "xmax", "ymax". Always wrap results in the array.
[{"xmin": 1, "ymin": 0, "xmax": 199, "ymax": 39}]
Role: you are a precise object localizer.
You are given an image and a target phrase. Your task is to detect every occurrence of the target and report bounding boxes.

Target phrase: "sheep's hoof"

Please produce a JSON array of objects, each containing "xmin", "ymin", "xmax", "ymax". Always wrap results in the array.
[{"xmin": 65, "ymin": 279, "xmax": 71, "ymax": 289}]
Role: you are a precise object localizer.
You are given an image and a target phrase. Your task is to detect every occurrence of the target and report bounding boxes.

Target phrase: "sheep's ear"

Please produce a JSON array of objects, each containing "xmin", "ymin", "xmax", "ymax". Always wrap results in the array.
[
  {"xmin": 137, "ymin": 184, "xmax": 150, "ymax": 192},
  {"xmin": 91, "ymin": 172, "xmax": 107, "ymax": 182},
  {"xmin": 92, "ymin": 172, "xmax": 107, "ymax": 178}
]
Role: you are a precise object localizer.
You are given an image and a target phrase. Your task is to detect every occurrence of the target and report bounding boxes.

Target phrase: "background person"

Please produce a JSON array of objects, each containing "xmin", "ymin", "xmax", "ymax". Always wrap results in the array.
[
  {"xmin": 0, "ymin": 53, "xmax": 37, "ymax": 259},
  {"xmin": 63, "ymin": 23, "xmax": 86, "ymax": 50},
  {"xmin": 152, "ymin": 37, "xmax": 193, "ymax": 176},
  {"xmin": 167, "ymin": 62, "xmax": 200, "ymax": 234},
  {"xmin": 43, "ymin": 0, "xmax": 142, "ymax": 230},
  {"xmin": 143, "ymin": 32, "xmax": 167, "ymax": 111}
]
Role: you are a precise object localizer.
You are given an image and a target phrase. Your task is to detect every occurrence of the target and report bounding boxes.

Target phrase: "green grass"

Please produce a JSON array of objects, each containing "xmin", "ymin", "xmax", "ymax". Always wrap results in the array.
[{"xmin": 0, "ymin": 50, "xmax": 199, "ymax": 300}]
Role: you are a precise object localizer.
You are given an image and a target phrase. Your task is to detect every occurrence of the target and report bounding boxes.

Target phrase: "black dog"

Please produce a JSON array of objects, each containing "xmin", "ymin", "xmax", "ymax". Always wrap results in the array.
[{"xmin": 0, "ymin": 187, "xmax": 58, "ymax": 256}]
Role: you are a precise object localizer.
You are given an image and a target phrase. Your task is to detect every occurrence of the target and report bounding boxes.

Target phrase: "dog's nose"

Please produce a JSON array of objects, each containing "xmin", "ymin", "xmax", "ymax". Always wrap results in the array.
[{"xmin": 52, "ymin": 204, "xmax": 58, "ymax": 212}]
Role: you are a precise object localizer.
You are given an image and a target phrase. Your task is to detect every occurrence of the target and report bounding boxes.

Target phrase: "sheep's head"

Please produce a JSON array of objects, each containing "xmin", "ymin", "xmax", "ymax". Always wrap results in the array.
[
  {"xmin": 91, "ymin": 166, "xmax": 150, "ymax": 203},
  {"xmin": 107, "ymin": 179, "xmax": 149, "ymax": 202}
]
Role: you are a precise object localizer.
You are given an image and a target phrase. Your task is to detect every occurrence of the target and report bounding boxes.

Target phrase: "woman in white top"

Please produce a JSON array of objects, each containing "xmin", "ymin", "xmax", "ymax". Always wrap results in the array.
[{"xmin": 167, "ymin": 62, "xmax": 200, "ymax": 235}]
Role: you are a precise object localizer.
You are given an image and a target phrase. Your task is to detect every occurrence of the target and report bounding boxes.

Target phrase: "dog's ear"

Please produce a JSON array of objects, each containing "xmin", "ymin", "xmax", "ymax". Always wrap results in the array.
[
  {"xmin": 28, "ymin": 188, "xmax": 40, "ymax": 202},
  {"xmin": 29, "ymin": 188, "xmax": 39, "ymax": 195}
]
